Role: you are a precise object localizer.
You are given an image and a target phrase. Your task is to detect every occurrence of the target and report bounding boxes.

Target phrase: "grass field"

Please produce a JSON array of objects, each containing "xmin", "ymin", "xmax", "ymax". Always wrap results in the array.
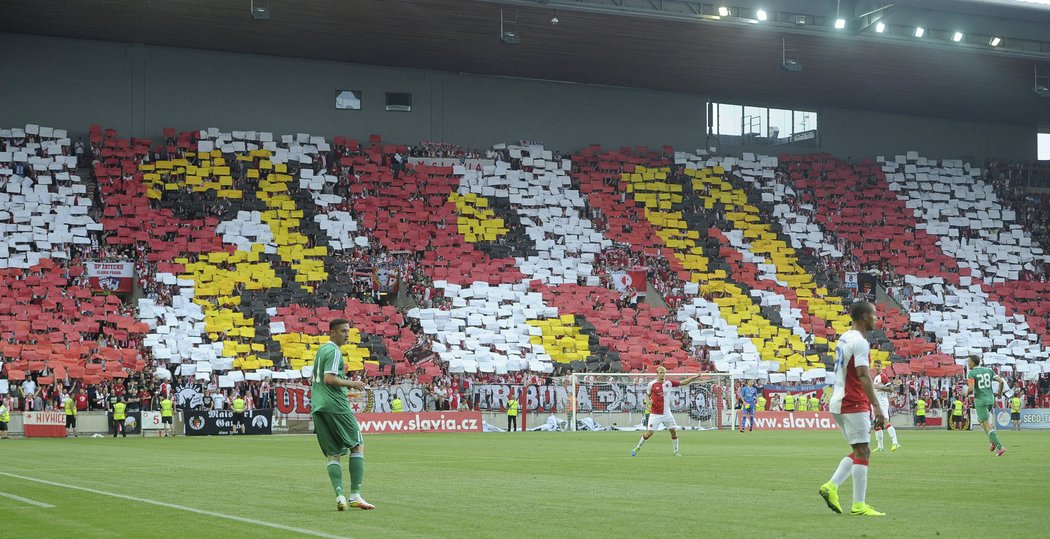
[{"xmin": 2, "ymin": 429, "xmax": 1048, "ymax": 538}]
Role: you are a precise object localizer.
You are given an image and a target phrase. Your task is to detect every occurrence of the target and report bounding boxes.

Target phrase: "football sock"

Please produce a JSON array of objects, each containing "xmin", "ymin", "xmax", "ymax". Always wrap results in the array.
[
  {"xmin": 887, "ymin": 426, "xmax": 898, "ymax": 445},
  {"xmin": 635, "ymin": 437, "xmax": 646, "ymax": 450},
  {"xmin": 988, "ymin": 430, "xmax": 1003, "ymax": 449},
  {"xmin": 349, "ymin": 453, "xmax": 365, "ymax": 495},
  {"xmin": 672, "ymin": 438, "xmax": 679, "ymax": 452},
  {"xmin": 851, "ymin": 460, "xmax": 869, "ymax": 504},
  {"xmin": 830, "ymin": 455, "xmax": 853, "ymax": 486},
  {"xmin": 875, "ymin": 430, "xmax": 884, "ymax": 448},
  {"xmin": 326, "ymin": 461, "xmax": 343, "ymax": 496}
]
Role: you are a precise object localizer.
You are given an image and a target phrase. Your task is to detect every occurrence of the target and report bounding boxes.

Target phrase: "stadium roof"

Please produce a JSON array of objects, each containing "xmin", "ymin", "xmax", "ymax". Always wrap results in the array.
[{"xmin": 2, "ymin": 0, "xmax": 1048, "ymax": 127}]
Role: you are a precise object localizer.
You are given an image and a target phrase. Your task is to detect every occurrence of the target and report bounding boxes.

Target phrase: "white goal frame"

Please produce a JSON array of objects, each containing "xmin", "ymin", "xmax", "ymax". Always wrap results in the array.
[{"xmin": 568, "ymin": 372, "xmax": 736, "ymax": 432}]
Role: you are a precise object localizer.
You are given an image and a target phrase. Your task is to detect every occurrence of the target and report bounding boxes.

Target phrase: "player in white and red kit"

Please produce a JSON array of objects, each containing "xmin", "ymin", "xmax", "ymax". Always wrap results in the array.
[
  {"xmin": 819, "ymin": 301, "xmax": 887, "ymax": 517},
  {"xmin": 871, "ymin": 362, "xmax": 900, "ymax": 452},
  {"xmin": 631, "ymin": 366, "xmax": 703, "ymax": 457}
]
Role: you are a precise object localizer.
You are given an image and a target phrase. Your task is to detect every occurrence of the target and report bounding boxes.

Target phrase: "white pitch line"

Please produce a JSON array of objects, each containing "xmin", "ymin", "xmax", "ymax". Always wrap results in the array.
[
  {"xmin": 0, "ymin": 472, "xmax": 352, "ymax": 539},
  {"xmin": 0, "ymin": 491, "xmax": 55, "ymax": 508}
]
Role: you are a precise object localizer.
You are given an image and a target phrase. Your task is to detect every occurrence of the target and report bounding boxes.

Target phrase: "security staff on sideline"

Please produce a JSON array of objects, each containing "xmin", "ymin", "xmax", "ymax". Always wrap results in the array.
[
  {"xmin": 112, "ymin": 397, "xmax": 127, "ymax": 438},
  {"xmin": 160, "ymin": 395, "xmax": 175, "ymax": 437},
  {"xmin": 65, "ymin": 393, "xmax": 78, "ymax": 438},
  {"xmin": 1010, "ymin": 394, "xmax": 1023, "ymax": 431},
  {"xmin": 232, "ymin": 394, "xmax": 247, "ymax": 434},
  {"xmin": 507, "ymin": 395, "xmax": 519, "ymax": 432},
  {"xmin": 0, "ymin": 400, "xmax": 10, "ymax": 439}
]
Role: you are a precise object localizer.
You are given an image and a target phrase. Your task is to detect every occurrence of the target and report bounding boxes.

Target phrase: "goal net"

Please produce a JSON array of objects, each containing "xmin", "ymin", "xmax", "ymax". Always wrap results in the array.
[{"xmin": 568, "ymin": 372, "xmax": 735, "ymax": 432}]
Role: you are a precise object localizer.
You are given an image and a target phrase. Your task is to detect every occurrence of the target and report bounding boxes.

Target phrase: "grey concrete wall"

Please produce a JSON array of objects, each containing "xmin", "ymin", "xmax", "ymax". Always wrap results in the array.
[
  {"xmin": 817, "ymin": 106, "xmax": 1036, "ymax": 162},
  {"xmin": 0, "ymin": 32, "xmax": 1035, "ymax": 163}
]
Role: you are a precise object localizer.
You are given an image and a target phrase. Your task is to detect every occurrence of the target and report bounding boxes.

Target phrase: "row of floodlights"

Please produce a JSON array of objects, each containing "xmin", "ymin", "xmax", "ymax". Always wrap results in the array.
[{"xmin": 718, "ymin": 6, "xmax": 1004, "ymax": 47}]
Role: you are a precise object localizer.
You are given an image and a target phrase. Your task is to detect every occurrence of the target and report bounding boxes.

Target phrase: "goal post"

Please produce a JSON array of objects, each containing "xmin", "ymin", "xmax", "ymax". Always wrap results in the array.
[{"xmin": 569, "ymin": 372, "xmax": 735, "ymax": 432}]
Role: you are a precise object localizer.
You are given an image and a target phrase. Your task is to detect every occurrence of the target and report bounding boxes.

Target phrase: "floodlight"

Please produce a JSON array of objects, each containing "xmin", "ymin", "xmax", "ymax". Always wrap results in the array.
[
  {"xmin": 914, "ymin": 27, "xmax": 925, "ymax": 38},
  {"xmin": 990, "ymin": 36, "xmax": 1001, "ymax": 46},
  {"xmin": 834, "ymin": 18, "xmax": 846, "ymax": 29},
  {"xmin": 875, "ymin": 22, "xmax": 885, "ymax": 33},
  {"xmin": 718, "ymin": 6, "xmax": 730, "ymax": 17},
  {"xmin": 756, "ymin": 9, "xmax": 767, "ymax": 21},
  {"xmin": 952, "ymin": 32, "xmax": 963, "ymax": 42}
]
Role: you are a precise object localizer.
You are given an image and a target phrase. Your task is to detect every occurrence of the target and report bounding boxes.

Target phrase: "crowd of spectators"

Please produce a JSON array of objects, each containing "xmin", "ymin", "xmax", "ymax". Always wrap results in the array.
[
  {"xmin": 409, "ymin": 141, "xmax": 481, "ymax": 160},
  {"xmin": 7, "ymin": 127, "xmax": 1050, "ymax": 430},
  {"xmin": 984, "ymin": 161, "xmax": 1050, "ymax": 275}
]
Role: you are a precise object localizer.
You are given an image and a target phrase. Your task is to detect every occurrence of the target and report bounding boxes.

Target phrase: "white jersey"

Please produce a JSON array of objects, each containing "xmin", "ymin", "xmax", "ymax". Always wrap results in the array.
[
  {"xmin": 829, "ymin": 330, "xmax": 871, "ymax": 415},
  {"xmin": 873, "ymin": 371, "xmax": 892, "ymax": 409}
]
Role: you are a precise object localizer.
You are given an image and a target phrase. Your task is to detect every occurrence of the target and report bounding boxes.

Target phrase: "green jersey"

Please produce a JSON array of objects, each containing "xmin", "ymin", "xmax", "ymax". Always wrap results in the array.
[
  {"xmin": 311, "ymin": 342, "xmax": 351, "ymax": 414},
  {"xmin": 967, "ymin": 366, "xmax": 996, "ymax": 402}
]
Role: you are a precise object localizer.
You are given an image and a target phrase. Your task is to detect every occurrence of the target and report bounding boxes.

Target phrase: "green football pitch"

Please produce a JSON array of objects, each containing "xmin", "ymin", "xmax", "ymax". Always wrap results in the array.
[{"xmin": 2, "ymin": 430, "xmax": 1047, "ymax": 538}]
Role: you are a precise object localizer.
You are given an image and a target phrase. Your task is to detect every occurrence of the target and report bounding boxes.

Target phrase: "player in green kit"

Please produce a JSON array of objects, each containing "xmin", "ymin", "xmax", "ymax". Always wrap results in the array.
[
  {"xmin": 966, "ymin": 355, "xmax": 1006, "ymax": 457},
  {"xmin": 313, "ymin": 318, "xmax": 375, "ymax": 510}
]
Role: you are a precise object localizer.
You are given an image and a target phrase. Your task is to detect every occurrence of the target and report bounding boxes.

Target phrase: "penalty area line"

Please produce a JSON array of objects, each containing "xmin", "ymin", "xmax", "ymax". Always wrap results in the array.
[
  {"xmin": 0, "ymin": 491, "xmax": 55, "ymax": 508},
  {"xmin": 0, "ymin": 472, "xmax": 351, "ymax": 539}
]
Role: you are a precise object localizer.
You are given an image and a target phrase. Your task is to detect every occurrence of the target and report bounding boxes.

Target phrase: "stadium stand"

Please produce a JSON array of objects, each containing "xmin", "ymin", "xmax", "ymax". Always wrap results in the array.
[
  {"xmin": 0, "ymin": 125, "xmax": 153, "ymax": 406},
  {"xmin": 3, "ymin": 121, "xmax": 1049, "ymax": 412},
  {"xmin": 779, "ymin": 153, "xmax": 1050, "ymax": 378}
]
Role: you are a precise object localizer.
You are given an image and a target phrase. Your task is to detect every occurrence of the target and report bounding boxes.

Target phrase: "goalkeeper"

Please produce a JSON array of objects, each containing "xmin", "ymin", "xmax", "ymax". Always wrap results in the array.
[{"xmin": 739, "ymin": 379, "xmax": 758, "ymax": 432}]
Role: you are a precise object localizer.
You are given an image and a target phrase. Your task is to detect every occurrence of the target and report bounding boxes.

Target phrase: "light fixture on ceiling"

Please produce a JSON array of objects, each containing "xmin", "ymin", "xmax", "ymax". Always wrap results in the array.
[
  {"xmin": 990, "ymin": 36, "xmax": 1002, "ymax": 47},
  {"xmin": 718, "ymin": 6, "xmax": 730, "ymax": 17},
  {"xmin": 875, "ymin": 22, "xmax": 886, "ymax": 33},
  {"xmin": 834, "ymin": 18, "xmax": 846, "ymax": 29},
  {"xmin": 914, "ymin": 26, "xmax": 925, "ymax": 38},
  {"xmin": 953, "ymin": 32, "xmax": 964, "ymax": 42},
  {"xmin": 756, "ymin": 9, "xmax": 767, "ymax": 21}
]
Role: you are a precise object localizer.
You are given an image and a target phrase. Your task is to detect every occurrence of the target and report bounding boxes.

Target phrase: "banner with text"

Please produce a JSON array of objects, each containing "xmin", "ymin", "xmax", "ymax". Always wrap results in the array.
[
  {"xmin": 23, "ymin": 411, "xmax": 66, "ymax": 437},
  {"xmin": 473, "ymin": 383, "xmax": 720, "ymax": 421},
  {"xmin": 183, "ymin": 409, "xmax": 273, "ymax": 436},
  {"xmin": 274, "ymin": 384, "xmax": 427, "ymax": 420},
  {"xmin": 354, "ymin": 411, "xmax": 483, "ymax": 434},
  {"xmin": 85, "ymin": 261, "xmax": 135, "ymax": 293},
  {"xmin": 751, "ymin": 411, "xmax": 840, "ymax": 430},
  {"xmin": 993, "ymin": 408, "xmax": 1050, "ymax": 430}
]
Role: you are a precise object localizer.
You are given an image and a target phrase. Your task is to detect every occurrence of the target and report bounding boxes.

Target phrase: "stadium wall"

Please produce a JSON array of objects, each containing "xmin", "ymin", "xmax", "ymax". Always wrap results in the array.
[{"xmin": 0, "ymin": 32, "xmax": 1035, "ymax": 161}]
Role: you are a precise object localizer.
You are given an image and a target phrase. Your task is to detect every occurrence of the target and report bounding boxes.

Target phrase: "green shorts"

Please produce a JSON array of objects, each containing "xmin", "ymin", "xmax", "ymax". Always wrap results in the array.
[
  {"xmin": 974, "ymin": 399, "xmax": 994, "ymax": 423},
  {"xmin": 313, "ymin": 411, "xmax": 363, "ymax": 457}
]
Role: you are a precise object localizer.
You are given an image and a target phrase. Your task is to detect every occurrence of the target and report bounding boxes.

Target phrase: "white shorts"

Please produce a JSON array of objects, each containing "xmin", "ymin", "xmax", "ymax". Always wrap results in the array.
[
  {"xmin": 833, "ymin": 412, "xmax": 871, "ymax": 445},
  {"xmin": 874, "ymin": 396, "xmax": 890, "ymax": 415},
  {"xmin": 647, "ymin": 413, "xmax": 678, "ymax": 431}
]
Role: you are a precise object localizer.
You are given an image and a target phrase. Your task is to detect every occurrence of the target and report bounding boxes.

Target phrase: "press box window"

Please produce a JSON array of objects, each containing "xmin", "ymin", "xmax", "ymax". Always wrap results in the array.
[{"xmin": 385, "ymin": 92, "xmax": 412, "ymax": 112}]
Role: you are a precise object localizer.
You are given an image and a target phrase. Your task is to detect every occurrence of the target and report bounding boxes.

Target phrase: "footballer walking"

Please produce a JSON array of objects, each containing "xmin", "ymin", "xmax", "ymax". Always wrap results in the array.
[
  {"xmin": 819, "ymin": 301, "xmax": 887, "ymax": 516},
  {"xmin": 312, "ymin": 318, "xmax": 375, "ymax": 511},
  {"xmin": 967, "ymin": 355, "xmax": 1007, "ymax": 456},
  {"xmin": 871, "ymin": 362, "xmax": 899, "ymax": 452}
]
